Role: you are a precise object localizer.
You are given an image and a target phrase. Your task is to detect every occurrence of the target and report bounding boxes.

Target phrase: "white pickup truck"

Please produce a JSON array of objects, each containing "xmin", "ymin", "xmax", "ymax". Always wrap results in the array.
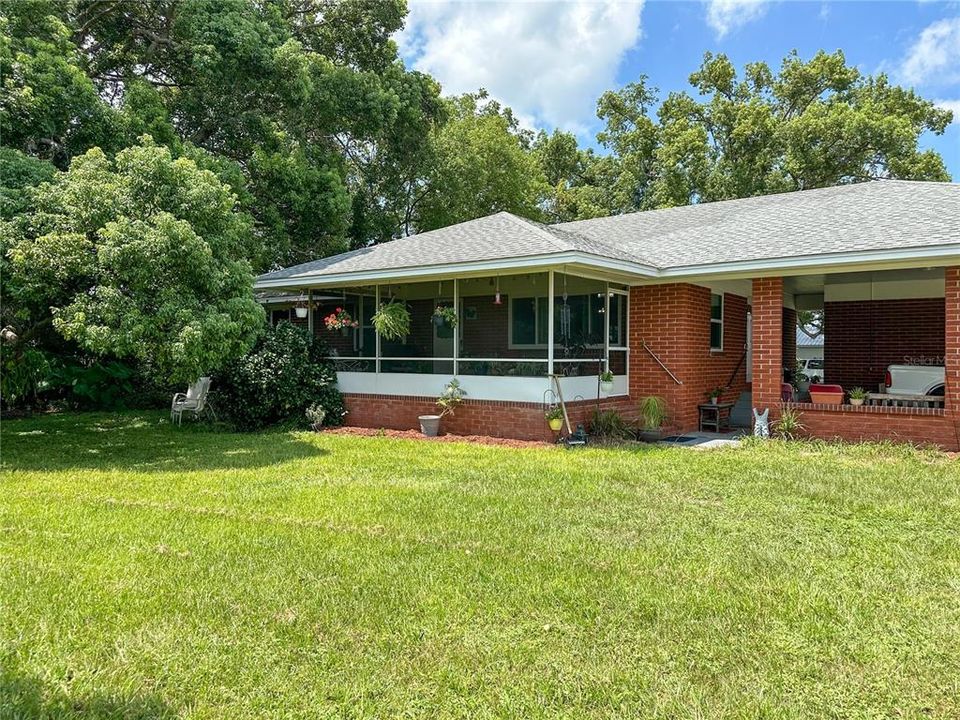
[{"xmin": 885, "ymin": 365, "xmax": 945, "ymax": 396}]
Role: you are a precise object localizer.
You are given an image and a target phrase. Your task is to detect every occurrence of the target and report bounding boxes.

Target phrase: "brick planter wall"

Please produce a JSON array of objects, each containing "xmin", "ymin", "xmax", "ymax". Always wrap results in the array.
[
  {"xmin": 343, "ymin": 393, "xmax": 637, "ymax": 442},
  {"xmin": 783, "ymin": 402, "xmax": 959, "ymax": 450}
]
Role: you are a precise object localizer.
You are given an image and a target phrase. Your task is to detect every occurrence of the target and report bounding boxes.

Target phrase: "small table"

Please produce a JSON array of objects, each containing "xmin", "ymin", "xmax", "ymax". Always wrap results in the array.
[{"xmin": 698, "ymin": 402, "xmax": 734, "ymax": 433}]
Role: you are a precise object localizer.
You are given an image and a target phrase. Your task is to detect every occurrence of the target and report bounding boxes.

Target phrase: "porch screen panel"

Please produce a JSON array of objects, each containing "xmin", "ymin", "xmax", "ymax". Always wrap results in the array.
[
  {"xmin": 312, "ymin": 287, "xmax": 376, "ymax": 372},
  {"xmin": 552, "ymin": 274, "xmax": 608, "ymax": 377},
  {"xmin": 457, "ymin": 273, "xmax": 549, "ymax": 377},
  {"xmin": 379, "ymin": 279, "xmax": 455, "ymax": 374}
]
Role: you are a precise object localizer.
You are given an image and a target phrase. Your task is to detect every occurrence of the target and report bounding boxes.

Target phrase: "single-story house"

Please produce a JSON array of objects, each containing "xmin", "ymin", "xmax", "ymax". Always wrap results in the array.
[{"xmin": 255, "ymin": 180, "xmax": 960, "ymax": 448}]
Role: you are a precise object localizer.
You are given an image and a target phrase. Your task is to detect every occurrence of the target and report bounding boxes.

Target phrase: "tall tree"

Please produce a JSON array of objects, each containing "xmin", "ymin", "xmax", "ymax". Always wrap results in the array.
[
  {"xmin": 4, "ymin": 139, "xmax": 264, "ymax": 384},
  {"xmin": 414, "ymin": 91, "xmax": 549, "ymax": 232},
  {"xmin": 594, "ymin": 51, "xmax": 953, "ymax": 211}
]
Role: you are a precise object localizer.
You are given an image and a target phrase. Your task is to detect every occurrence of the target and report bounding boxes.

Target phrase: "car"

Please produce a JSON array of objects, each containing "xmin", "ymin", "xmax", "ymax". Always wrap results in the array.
[
  {"xmin": 799, "ymin": 358, "xmax": 825, "ymax": 383},
  {"xmin": 884, "ymin": 364, "xmax": 945, "ymax": 396}
]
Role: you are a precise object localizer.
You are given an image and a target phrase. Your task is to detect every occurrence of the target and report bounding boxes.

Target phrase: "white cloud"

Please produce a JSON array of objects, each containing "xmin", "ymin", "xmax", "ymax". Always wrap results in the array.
[
  {"xmin": 704, "ymin": 0, "xmax": 768, "ymax": 39},
  {"xmin": 397, "ymin": 0, "xmax": 644, "ymax": 134},
  {"xmin": 901, "ymin": 16, "xmax": 960, "ymax": 86},
  {"xmin": 935, "ymin": 98, "xmax": 960, "ymax": 122}
]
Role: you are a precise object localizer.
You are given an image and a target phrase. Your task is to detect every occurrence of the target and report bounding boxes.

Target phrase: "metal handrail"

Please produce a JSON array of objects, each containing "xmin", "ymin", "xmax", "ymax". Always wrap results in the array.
[{"xmin": 641, "ymin": 341, "xmax": 683, "ymax": 385}]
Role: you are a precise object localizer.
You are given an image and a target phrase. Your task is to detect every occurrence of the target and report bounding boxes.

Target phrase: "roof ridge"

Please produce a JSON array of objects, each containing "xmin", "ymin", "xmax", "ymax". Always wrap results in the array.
[{"xmin": 500, "ymin": 212, "xmax": 574, "ymax": 252}]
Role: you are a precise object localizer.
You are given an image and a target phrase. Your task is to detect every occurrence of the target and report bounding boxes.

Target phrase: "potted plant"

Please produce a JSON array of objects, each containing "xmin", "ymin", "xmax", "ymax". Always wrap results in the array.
[
  {"xmin": 848, "ymin": 386, "xmax": 868, "ymax": 406},
  {"xmin": 294, "ymin": 299, "xmax": 309, "ymax": 319},
  {"xmin": 638, "ymin": 395, "xmax": 668, "ymax": 442},
  {"xmin": 420, "ymin": 379, "xmax": 466, "ymax": 436},
  {"xmin": 373, "ymin": 301, "xmax": 410, "ymax": 340},
  {"xmin": 324, "ymin": 307, "xmax": 359, "ymax": 335},
  {"xmin": 705, "ymin": 386, "xmax": 724, "ymax": 405},
  {"xmin": 433, "ymin": 305, "xmax": 458, "ymax": 328},
  {"xmin": 599, "ymin": 370, "xmax": 614, "ymax": 394},
  {"xmin": 545, "ymin": 406, "xmax": 564, "ymax": 432},
  {"xmin": 305, "ymin": 403, "xmax": 326, "ymax": 432}
]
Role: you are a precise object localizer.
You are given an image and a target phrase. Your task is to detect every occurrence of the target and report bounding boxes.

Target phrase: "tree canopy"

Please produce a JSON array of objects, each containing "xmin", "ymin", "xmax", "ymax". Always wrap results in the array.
[{"xmin": 4, "ymin": 140, "xmax": 264, "ymax": 385}]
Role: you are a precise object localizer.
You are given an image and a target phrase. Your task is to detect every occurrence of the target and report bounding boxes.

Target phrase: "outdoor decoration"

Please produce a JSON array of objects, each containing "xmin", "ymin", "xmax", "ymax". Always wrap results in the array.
[
  {"xmin": 420, "ymin": 379, "xmax": 467, "ymax": 436},
  {"xmin": 494, "ymin": 277, "xmax": 502, "ymax": 305},
  {"xmin": 638, "ymin": 396, "xmax": 668, "ymax": 443},
  {"xmin": 324, "ymin": 307, "xmax": 359, "ymax": 332},
  {"xmin": 706, "ymin": 386, "xmax": 724, "ymax": 404},
  {"xmin": 433, "ymin": 305, "xmax": 458, "ymax": 328},
  {"xmin": 305, "ymin": 403, "xmax": 326, "ymax": 432},
  {"xmin": 545, "ymin": 406, "xmax": 564, "ymax": 432},
  {"xmin": 599, "ymin": 370, "xmax": 614, "ymax": 394},
  {"xmin": 753, "ymin": 408, "xmax": 770, "ymax": 438},
  {"xmin": 294, "ymin": 299, "xmax": 309, "ymax": 319},
  {"xmin": 372, "ymin": 301, "xmax": 410, "ymax": 340},
  {"xmin": 848, "ymin": 386, "xmax": 868, "ymax": 406}
]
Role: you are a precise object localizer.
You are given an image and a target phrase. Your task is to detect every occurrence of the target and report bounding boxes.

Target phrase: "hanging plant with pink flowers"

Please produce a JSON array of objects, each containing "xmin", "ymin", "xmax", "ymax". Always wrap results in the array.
[{"xmin": 323, "ymin": 307, "xmax": 359, "ymax": 331}]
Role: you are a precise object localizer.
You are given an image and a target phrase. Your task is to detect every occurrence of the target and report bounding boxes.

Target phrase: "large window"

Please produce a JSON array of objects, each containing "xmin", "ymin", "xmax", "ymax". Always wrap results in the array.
[
  {"xmin": 710, "ymin": 293, "xmax": 724, "ymax": 351},
  {"xmin": 510, "ymin": 292, "xmax": 623, "ymax": 348}
]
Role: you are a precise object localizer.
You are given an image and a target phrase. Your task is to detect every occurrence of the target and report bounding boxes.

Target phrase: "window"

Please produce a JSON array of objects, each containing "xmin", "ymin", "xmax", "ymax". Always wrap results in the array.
[
  {"xmin": 510, "ymin": 292, "xmax": 627, "ymax": 347},
  {"xmin": 710, "ymin": 293, "xmax": 723, "ymax": 351}
]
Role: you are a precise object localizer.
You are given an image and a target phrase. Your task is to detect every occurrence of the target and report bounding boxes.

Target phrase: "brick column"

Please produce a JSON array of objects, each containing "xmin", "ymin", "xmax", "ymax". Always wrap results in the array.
[
  {"xmin": 752, "ymin": 277, "xmax": 784, "ymax": 411},
  {"xmin": 946, "ymin": 267, "xmax": 960, "ymax": 417}
]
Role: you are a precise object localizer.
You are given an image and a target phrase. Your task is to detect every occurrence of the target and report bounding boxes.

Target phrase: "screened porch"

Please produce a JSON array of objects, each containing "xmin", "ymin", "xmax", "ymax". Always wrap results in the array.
[{"xmin": 265, "ymin": 270, "xmax": 630, "ymax": 403}]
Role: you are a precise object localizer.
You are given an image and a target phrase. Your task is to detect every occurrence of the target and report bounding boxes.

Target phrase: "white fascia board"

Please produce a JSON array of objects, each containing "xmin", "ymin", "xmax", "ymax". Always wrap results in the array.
[
  {"xmin": 254, "ymin": 242, "xmax": 960, "ymax": 291},
  {"xmin": 652, "ymin": 243, "xmax": 960, "ymax": 282},
  {"xmin": 253, "ymin": 252, "xmax": 658, "ymax": 290}
]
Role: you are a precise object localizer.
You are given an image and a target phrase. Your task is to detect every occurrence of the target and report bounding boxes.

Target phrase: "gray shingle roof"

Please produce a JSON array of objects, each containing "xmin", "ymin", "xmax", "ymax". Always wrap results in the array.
[
  {"xmin": 257, "ymin": 211, "xmax": 604, "ymax": 283},
  {"xmin": 257, "ymin": 180, "xmax": 960, "ymax": 286},
  {"xmin": 557, "ymin": 180, "xmax": 960, "ymax": 269}
]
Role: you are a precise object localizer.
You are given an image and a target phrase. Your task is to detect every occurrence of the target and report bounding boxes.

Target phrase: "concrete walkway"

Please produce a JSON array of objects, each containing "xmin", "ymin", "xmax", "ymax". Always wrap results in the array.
[{"xmin": 658, "ymin": 430, "xmax": 747, "ymax": 450}]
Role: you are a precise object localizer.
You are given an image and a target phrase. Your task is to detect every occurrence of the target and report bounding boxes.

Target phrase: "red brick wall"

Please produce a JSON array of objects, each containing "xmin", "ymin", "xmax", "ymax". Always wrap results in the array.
[
  {"xmin": 823, "ymin": 298, "xmax": 945, "ymax": 391},
  {"xmin": 752, "ymin": 278, "xmax": 784, "ymax": 412},
  {"xmin": 783, "ymin": 403, "xmax": 958, "ymax": 451},
  {"xmin": 629, "ymin": 284, "xmax": 749, "ymax": 431},
  {"xmin": 343, "ymin": 393, "xmax": 637, "ymax": 442},
  {"xmin": 946, "ymin": 267, "xmax": 960, "ymax": 418}
]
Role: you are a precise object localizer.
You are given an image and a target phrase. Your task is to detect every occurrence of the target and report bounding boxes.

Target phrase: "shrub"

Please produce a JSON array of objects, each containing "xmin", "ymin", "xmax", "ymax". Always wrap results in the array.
[
  {"xmin": 215, "ymin": 321, "xmax": 346, "ymax": 431},
  {"xmin": 588, "ymin": 409, "xmax": 633, "ymax": 440},
  {"xmin": 638, "ymin": 396, "xmax": 668, "ymax": 430},
  {"xmin": 46, "ymin": 359, "xmax": 137, "ymax": 409},
  {"xmin": 773, "ymin": 407, "xmax": 805, "ymax": 440},
  {"xmin": 436, "ymin": 379, "xmax": 466, "ymax": 417}
]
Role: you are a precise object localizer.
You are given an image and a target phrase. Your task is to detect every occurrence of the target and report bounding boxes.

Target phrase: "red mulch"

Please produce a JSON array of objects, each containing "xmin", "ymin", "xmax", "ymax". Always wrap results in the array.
[{"xmin": 322, "ymin": 425, "xmax": 552, "ymax": 449}]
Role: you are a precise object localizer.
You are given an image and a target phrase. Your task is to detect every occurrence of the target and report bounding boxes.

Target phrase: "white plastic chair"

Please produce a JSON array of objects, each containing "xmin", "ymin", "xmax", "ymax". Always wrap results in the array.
[{"xmin": 170, "ymin": 377, "xmax": 212, "ymax": 425}]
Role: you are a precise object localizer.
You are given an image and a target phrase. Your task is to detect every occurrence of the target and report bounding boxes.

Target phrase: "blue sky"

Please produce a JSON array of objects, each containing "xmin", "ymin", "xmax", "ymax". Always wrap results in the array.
[{"xmin": 398, "ymin": 1, "xmax": 960, "ymax": 179}]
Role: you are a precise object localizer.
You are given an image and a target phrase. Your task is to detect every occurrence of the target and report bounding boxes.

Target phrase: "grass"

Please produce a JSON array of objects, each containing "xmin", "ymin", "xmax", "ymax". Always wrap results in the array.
[{"xmin": 2, "ymin": 411, "xmax": 959, "ymax": 719}]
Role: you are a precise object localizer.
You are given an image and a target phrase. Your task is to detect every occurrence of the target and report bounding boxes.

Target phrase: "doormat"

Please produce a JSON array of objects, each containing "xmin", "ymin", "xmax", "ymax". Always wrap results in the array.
[{"xmin": 660, "ymin": 435, "xmax": 700, "ymax": 444}]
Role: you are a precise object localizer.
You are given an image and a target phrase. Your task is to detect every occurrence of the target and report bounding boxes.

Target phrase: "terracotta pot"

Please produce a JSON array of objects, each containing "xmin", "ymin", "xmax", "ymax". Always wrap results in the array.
[{"xmin": 419, "ymin": 415, "xmax": 441, "ymax": 436}]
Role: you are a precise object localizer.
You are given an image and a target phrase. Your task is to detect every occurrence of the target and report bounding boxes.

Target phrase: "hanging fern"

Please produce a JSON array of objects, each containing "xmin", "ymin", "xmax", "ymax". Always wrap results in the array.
[{"xmin": 372, "ymin": 301, "xmax": 410, "ymax": 340}]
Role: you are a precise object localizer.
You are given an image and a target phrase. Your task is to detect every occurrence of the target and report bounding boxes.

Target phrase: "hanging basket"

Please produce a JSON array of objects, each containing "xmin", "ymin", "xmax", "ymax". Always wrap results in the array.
[{"xmin": 294, "ymin": 306, "xmax": 308, "ymax": 319}]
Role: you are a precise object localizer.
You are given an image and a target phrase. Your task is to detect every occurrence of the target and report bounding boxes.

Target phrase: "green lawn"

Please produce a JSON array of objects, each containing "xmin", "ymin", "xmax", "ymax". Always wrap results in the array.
[{"xmin": 2, "ymin": 413, "xmax": 959, "ymax": 719}]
